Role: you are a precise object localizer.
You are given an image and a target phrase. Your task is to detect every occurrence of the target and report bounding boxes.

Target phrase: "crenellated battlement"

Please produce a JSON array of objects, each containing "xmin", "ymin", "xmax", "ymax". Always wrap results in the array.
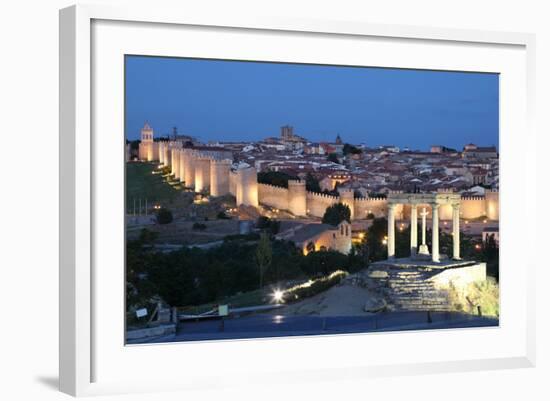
[
  {"xmin": 461, "ymin": 196, "xmax": 485, "ymax": 201},
  {"xmin": 150, "ymin": 132, "xmax": 498, "ymax": 220},
  {"xmin": 258, "ymin": 183, "xmax": 289, "ymax": 192},
  {"xmin": 306, "ymin": 191, "xmax": 339, "ymax": 201},
  {"xmin": 355, "ymin": 196, "xmax": 388, "ymax": 202}
]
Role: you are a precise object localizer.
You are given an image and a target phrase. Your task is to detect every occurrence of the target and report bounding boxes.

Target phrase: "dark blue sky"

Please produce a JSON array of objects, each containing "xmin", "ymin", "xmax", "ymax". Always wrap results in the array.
[{"xmin": 125, "ymin": 56, "xmax": 499, "ymax": 150}]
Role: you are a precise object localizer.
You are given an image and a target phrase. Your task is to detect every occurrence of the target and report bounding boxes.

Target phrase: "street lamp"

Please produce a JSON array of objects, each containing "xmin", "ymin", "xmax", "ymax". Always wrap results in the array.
[{"xmin": 272, "ymin": 289, "xmax": 284, "ymax": 303}]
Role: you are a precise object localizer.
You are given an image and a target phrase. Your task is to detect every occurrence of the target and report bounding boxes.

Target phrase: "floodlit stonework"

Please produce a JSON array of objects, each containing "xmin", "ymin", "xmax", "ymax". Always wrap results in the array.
[
  {"xmin": 136, "ymin": 123, "xmax": 498, "ymax": 222},
  {"xmin": 386, "ymin": 193, "xmax": 461, "ymax": 262}
]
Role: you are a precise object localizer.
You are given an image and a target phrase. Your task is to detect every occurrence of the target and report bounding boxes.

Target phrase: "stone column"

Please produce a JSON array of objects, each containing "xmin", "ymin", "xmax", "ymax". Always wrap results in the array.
[
  {"xmin": 418, "ymin": 207, "xmax": 430, "ymax": 256},
  {"xmin": 431, "ymin": 203, "xmax": 440, "ymax": 263},
  {"xmin": 410, "ymin": 205, "xmax": 418, "ymax": 257},
  {"xmin": 387, "ymin": 204, "xmax": 396, "ymax": 260},
  {"xmin": 452, "ymin": 203, "xmax": 460, "ymax": 260}
]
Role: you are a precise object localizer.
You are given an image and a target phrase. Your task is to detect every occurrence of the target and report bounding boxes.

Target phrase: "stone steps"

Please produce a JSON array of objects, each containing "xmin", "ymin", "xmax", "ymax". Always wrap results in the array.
[{"xmin": 373, "ymin": 268, "xmax": 452, "ymax": 312}]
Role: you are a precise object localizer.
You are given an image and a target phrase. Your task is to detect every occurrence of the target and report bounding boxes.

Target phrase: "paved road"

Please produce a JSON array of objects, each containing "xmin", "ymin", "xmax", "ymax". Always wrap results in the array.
[{"xmin": 128, "ymin": 311, "xmax": 498, "ymax": 344}]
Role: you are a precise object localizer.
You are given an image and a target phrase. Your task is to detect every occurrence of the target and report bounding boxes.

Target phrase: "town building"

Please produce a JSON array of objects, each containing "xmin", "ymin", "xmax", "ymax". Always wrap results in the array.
[{"xmin": 276, "ymin": 221, "xmax": 352, "ymax": 255}]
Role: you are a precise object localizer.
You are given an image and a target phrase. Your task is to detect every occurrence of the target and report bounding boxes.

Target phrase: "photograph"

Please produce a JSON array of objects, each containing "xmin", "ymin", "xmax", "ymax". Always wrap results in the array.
[{"xmin": 124, "ymin": 55, "xmax": 500, "ymax": 344}]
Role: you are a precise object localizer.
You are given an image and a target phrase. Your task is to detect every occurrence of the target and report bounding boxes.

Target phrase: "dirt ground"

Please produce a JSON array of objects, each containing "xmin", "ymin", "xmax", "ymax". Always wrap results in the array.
[{"xmin": 273, "ymin": 283, "xmax": 377, "ymax": 317}]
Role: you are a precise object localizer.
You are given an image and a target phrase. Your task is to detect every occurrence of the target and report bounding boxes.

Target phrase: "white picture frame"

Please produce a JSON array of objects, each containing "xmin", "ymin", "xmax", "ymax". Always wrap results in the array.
[{"xmin": 59, "ymin": 4, "xmax": 536, "ymax": 397}]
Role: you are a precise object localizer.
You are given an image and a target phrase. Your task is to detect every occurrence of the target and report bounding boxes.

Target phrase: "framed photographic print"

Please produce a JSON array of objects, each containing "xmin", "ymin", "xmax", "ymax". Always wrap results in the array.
[{"xmin": 59, "ymin": 4, "xmax": 536, "ymax": 396}]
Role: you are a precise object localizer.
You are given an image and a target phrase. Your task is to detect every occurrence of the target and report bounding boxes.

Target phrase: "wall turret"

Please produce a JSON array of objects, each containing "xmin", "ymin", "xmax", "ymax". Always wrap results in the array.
[
  {"xmin": 194, "ymin": 156, "xmax": 212, "ymax": 193},
  {"xmin": 210, "ymin": 159, "xmax": 232, "ymax": 196},
  {"xmin": 183, "ymin": 149, "xmax": 195, "ymax": 188},
  {"xmin": 338, "ymin": 188, "xmax": 355, "ymax": 219},
  {"xmin": 235, "ymin": 165, "xmax": 258, "ymax": 207},
  {"xmin": 288, "ymin": 179, "xmax": 307, "ymax": 217},
  {"xmin": 485, "ymin": 190, "xmax": 499, "ymax": 221}
]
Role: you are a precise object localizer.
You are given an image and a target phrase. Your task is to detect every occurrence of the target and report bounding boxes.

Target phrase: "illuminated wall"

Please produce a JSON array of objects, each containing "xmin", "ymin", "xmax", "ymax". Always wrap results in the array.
[
  {"xmin": 210, "ymin": 159, "xmax": 231, "ymax": 196},
  {"xmin": 288, "ymin": 180, "xmax": 307, "ymax": 216},
  {"xmin": 258, "ymin": 183, "xmax": 289, "ymax": 210},
  {"xmin": 299, "ymin": 221, "xmax": 352, "ymax": 255},
  {"xmin": 235, "ymin": 166, "xmax": 259, "ymax": 207},
  {"xmin": 194, "ymin": 157, "xmax": 211, "ymax": 193}
]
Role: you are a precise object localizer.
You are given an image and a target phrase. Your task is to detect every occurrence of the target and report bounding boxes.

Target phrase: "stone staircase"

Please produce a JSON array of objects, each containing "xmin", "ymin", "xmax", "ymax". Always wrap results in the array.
[
  {"xmin": 383, "ymin": 269, "xmax": 451, "ymax": 311},
  {"xmin": 364, "ymin": 266, "xmax": 452, "ymax": 312}
]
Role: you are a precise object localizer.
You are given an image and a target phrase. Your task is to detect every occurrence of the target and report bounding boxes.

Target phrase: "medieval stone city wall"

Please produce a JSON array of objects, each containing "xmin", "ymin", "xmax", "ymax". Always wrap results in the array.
[
  {"xmin": 210, "ymin": 159, "xmax": 231, "ymax": 197},
  {"xmin": 139, "ymin": 131, "xmax": 498, "ymax": 221},
  {"xmin": 235, "ymin": 166, "xmax": 259, "ymax": 207},
  {"xmin": 257, "ymin": 183, "xmax": 290, "ymax": 211},
  {"xmin": 460, "ymin": 196, "xmax": 488, "ymax": 219},
  {"xmin": 306, "ymin": 191, "xmax": 339, "ymax": 218},
  {"xmin": 354, "ymin": 197, "xmax": 389, "ymax": 219}
]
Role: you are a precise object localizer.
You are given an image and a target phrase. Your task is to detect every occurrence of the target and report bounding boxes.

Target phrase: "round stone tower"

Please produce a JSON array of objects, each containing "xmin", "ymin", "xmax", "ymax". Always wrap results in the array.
[
  {"xmin": 170, "ymin": 148, "xmax": 177, "ymax": 176},
  {"xmin": 158, "ymin": 141, "xmax": 164, "ymax": 165},
  {"xmin": 163, "ymin": 143, "xmax": 171, "ymax": 169},
  {"xmin": 287, "ymin": 179, "xmax": 307, "ymax": 217},
  {"xmin": 178, "ymin": 149, "xmax": 185, "ymax": 183},
  {"xmin": 485, "ymin": 190, "xmax": 499, "ymax": 221},
  {"xmin": 172, "ymin": 149, "xmax": 180, "ymax": 180},
  {"xmin": 183, "ymin": 149, "xmax": 195, "ymax": 189},
  {"xmin": 194, "ymin": 156, "xmax": 212, "ymax": 194},
  {"xmin": 338, "ymin": 188, "xmax": 355, "ymax": 220},
  {"xmin": 236, "ymin": 165, "xmax": 258, "ymax": 207},
  {"xmin": 210, "ymin": 159, "xmax": 232, "ymax": 197}
]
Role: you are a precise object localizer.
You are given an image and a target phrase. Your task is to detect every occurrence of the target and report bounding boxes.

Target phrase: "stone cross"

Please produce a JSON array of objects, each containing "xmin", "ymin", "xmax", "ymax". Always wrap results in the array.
[{"xmin": 418, "ymin": 207, "xmax": 430, "ymax": 256}]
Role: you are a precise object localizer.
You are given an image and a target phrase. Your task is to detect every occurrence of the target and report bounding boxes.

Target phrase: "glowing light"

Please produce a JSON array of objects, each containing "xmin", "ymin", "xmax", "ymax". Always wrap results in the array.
[
  {"xmin": 273, "ymin": 315, "xmax": 284, "ymax": 324},
  {"xmin": 272, "ymin": 289, "xmax": 284, "ymax": 303},
  {"xmin": 382, "ymin": 239, "xmax": 388, "ymax": 245},
  {"xmin": 475, "ymin": 244, "xmax": 481, "ymax": 250},
  {"xmin": 483, "ymin": 220, "xmax": 487, "ymax": 224}
]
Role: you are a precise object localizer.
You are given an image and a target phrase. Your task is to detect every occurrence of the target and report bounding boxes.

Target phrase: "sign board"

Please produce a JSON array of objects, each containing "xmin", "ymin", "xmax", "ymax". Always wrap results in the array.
[
  {"xmin": 218, "ymin": 304, "xmax": 229, "ymax": 316},
  {"xmin": 135, "ymin": 308, "xmax": 148, "ymax": 318}
]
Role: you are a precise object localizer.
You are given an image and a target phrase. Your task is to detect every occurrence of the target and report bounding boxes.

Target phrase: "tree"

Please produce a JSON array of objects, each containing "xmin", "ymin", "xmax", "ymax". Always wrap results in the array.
[
  {"xmin": 343, "ymin": 143, "xmax": 362, "ymax": 155},
  {"xmin": 192, "ymin": 222, "xmax": 207, "ymax": 230},
  {"xmin": 327, "ymin": 153, "xmax": 339, "ymax": 164},
  {"xmin": 322, "ymin": 203, "xmax": 351, "ymax": 226},
  {"xmin": 300, "ymin": 250, "xmax": 348, "ymax": 276},
  {"xmin": 256, "ymin": 216, "xmax": 281, "ymax": 235},
  {"xmin": 482, "ymin": 234, "xmax": 499, "ymax": 281},
  {"xmin": 257, "ymin": 171, "xmax": 297, "ymax": 188},
  {"xmin": 305, "ymin": 172, "xmax": 321, "ymax": 192},
  {"xmin": 366, "ymin": 217, "xmax": 388, "ymax": 262},
  {"xmin": 255, "ymin": 232, "xmax": 272, "ymax": 288},
  {"xmin": 156, "ymin": 207, "xmax": 173, "ymax": 224}
]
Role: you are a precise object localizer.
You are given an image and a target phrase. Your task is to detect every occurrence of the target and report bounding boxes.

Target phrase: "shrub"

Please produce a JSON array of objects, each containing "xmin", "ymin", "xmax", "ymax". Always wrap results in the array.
[
  {"xmin": 447, "ymin": 278, "xmax": 500, "ymax": 317},
  {"xmin": 192, "ymin": 222, "xmax": 207, "ymax": 231},
  {"xmin": 156, "ymin": 207, "xmax": 173, "ymax": 224},
  {"xmin": 283, "ymin": 271, "xmax": 348, "ymax": 302},
  {"xmin": 322, "ymin": 203, "xmax": 351, "ymax": 226},
  {"xmin": 256, "ymin": 216, "xmax": 281, "ymax": 235}
]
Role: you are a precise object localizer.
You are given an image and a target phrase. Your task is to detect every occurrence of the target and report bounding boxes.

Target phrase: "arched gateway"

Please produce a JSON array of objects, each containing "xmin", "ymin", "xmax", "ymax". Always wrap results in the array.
[{"xmin": 387, "ymin": 193, "xmax": 461, "ymax": 263}]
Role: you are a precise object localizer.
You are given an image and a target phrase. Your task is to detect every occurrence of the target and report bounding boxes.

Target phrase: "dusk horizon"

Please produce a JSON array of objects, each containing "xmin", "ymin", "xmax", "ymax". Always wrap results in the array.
[{"xmin": 125, "ymin": 56, "xmax": 499, "ymax": 150}]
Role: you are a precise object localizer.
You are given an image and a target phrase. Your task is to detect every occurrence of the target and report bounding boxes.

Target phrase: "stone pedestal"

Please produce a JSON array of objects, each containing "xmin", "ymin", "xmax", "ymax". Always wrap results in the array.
[{"xmin": 418, "ymin": 243, "xmax": 430, "ymax": 255}]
